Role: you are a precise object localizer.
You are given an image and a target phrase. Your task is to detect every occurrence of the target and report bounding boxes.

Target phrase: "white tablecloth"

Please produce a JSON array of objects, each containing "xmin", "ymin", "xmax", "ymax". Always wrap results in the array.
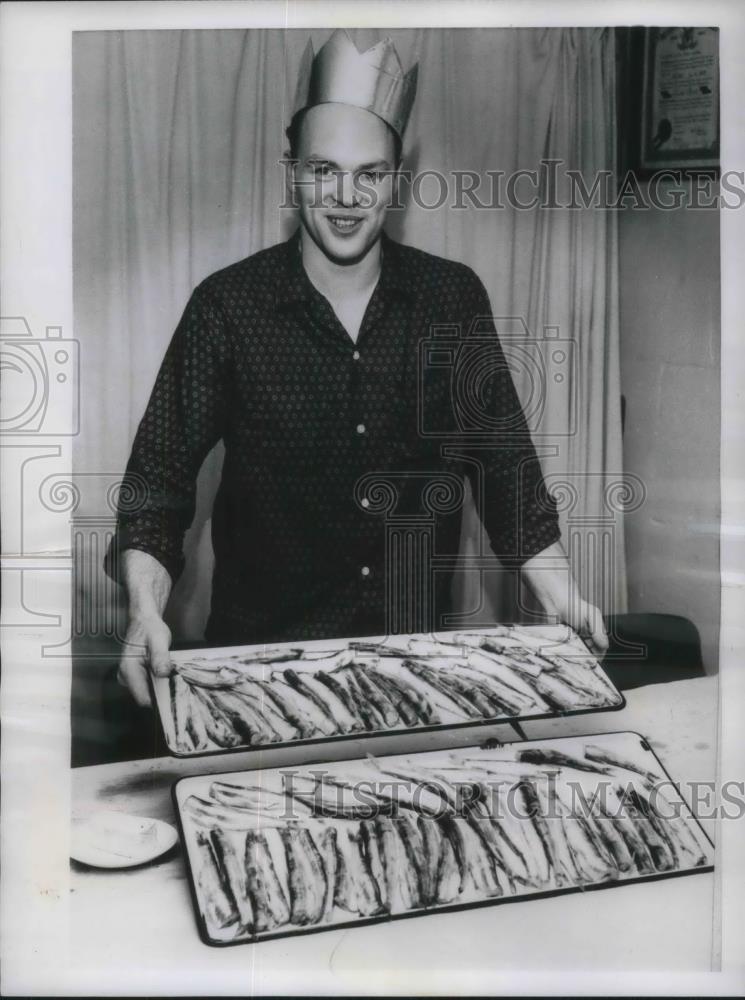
[{"xmin": 68, "ymin": 676, "xmax": 718, "ymax": 994}]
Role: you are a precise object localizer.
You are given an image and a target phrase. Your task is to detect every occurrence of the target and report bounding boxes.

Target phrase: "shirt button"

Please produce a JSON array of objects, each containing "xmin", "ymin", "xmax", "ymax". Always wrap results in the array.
[
  {"xmin": 352, "ymin": 350, "xmax": 360, "ymax": 360},
  {"xmin": 356, "ymin": 423, "xmax": 366, "ymax": 435},
  {"xmin": 361, "ymin": 497, "xmax": 370, "ymax": 508},
  {"xmin": 361, "ymin": 566, "xmax": 370, "ymax": 577}
]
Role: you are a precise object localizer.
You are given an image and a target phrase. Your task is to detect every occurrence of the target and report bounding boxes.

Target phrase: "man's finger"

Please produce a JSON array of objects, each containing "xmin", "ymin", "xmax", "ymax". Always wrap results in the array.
[
  {"xmin": 148, "ymin": 630, "xmax": 173, "ymax": 677},
  {"xmin": 117, "ymin": 660, "xmax": 152, "ymax": 708},
  {"xmin": 584, "ymin": 604, "xmax": 609, "ymax": 657},
  {"xmin": 594, "ymin": 628, "xmax": 610, "ymax": 656}
]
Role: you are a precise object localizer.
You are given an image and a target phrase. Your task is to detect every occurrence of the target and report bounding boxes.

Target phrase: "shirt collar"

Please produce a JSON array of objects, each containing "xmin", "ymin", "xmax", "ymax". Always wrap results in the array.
[{"xmin": 275, "ymin": 229, "xmax": 413, "ymax": 311}]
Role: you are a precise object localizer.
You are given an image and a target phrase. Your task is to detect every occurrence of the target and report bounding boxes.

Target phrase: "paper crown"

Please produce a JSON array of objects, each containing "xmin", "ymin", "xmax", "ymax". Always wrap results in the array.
[{"xmin": 290, "ymin": 29, "xmax": 418, "ymax": 140}]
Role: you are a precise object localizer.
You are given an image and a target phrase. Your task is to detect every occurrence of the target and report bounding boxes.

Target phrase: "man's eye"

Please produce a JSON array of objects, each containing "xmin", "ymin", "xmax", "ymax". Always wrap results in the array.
[
  {"xmin": 358, "ymin": 171, "xmax": 385, "ymax": 184},
  {"xmin": 312, "ymin": 165, "xmax": 333, "ymax": 179}
]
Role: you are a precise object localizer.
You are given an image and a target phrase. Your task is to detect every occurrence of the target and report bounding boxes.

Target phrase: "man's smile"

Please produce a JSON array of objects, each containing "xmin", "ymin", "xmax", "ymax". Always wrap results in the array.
[{"xmin": 325, "ymin": 213, "xmax": 365, "ymax": 234}]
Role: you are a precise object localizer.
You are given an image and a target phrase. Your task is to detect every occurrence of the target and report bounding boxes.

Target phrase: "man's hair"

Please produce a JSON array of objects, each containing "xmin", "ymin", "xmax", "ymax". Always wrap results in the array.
[{"xmin": 285, "ymin": 109, "xmax": 403, "ymax": 167}]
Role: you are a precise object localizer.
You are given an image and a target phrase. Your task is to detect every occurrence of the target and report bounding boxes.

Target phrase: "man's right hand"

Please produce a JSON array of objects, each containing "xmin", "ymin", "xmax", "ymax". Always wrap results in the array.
[
  {"xmin": 117, "ymin": 613, "xmax": 173, "ymax": 707},
  {"xmin": 117, "ymin": 548, "xmax": 174, "ymax": 706}
]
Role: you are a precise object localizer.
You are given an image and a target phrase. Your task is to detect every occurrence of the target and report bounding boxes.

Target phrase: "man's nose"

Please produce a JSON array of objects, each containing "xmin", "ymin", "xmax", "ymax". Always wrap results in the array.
[{"xmin": 333, "ymin": 170, "xmax": 360, "ymax": 207}]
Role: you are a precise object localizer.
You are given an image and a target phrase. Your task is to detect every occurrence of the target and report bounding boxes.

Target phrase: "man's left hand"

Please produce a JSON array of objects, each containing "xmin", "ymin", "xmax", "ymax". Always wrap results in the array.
[
  {"xmin": 561, "ymin": 596, "xmax": 609, "ymax": 658},
  {"xmin": 520, "ymin": 540, "xmax": 609, "ymax": 658}
]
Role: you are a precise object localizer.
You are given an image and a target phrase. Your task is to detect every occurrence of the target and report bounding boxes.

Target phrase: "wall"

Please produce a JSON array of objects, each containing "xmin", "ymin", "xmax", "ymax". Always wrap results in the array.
[{"xmin": 618, "ymin": 179, "xmax": 720, "ymax": 674}]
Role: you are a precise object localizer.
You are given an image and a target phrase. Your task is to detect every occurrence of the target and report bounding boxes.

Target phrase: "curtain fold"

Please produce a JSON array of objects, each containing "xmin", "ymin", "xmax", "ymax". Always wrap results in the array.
[{"xmin": 73, "ymin": 27, "xmax": 626, "ymax": 642}]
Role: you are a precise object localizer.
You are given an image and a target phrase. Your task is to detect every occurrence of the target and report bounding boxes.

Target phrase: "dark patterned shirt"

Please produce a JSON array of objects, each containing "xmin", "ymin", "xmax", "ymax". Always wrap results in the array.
[{"xmin": 104, "ymin": 230, "xmax": 560, "ymax": 644}]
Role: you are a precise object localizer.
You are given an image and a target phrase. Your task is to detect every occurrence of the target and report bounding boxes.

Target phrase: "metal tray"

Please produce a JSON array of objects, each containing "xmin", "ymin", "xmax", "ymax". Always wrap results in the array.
[
  {"xmin": 172, "ymin": 730, "xmax": 713, "ymax": 947},
  {"xmin": 152, "ymin": 625, "xmax": 625, "ymax": 758}
]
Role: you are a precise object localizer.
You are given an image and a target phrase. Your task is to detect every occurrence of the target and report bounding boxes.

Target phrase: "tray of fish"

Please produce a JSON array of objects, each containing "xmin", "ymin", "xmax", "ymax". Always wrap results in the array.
[
  {"xmin": 173, "ymin": 731, "xmax": 713, "ymax": 946},
  {"xmin": 152, "ymin": 626, "xmax": 624, "ymax": 757}
]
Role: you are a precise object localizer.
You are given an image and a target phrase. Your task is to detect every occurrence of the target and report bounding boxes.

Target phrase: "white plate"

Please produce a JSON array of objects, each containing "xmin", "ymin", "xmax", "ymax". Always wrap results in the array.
[{"xmin": 71, "ymin": 811, "xmax": 178, "ymax": 869}]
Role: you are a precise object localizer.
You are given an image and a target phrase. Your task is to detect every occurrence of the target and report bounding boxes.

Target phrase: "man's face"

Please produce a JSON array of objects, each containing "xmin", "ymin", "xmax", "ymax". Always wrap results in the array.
[{"xmin": 291, "ymin": 104, "xmax": 399, "ymax": 265}]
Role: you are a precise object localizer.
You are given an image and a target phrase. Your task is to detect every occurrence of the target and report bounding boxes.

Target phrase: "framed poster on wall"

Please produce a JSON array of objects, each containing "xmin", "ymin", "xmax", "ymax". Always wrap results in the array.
[{"xmin": 640, "ymin": 27, "xmax": 720, "ymax": 172}]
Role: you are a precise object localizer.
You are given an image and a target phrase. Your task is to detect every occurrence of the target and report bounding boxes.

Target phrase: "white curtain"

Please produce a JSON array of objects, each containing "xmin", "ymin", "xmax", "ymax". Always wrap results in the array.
[{"xmin": 73, "ymin": 27, "xmax": 626, "ymax": 644}]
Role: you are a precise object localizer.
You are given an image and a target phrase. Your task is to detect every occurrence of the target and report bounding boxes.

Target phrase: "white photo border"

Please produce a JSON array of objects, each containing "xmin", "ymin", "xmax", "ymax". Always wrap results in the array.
[{"xmin": 1, "ymin": 0, "xmax": 743, "ymax": 995}]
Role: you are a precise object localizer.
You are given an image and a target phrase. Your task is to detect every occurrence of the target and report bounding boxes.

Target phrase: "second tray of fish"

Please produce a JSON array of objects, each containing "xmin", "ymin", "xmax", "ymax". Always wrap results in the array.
[
  {"xmin": 152, "ymin": 625, "xmax": 625, "ymax": 757},
  {"xmin": 173, "ymin": 731, "xmax": 714, "ymax": 946}
]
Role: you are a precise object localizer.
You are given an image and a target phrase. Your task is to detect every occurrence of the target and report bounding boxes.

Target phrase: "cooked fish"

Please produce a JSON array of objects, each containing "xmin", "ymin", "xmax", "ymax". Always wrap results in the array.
[
  {"xmin": 244, "ymin": 830, "xmax": 291, "ymax": 931},
  {"xmin": 280, "ymin": 827, "xmax": 326, "ymax": 925},
  {"xmin": 184, "ymin": 734, "xmax": 711, "ymax": 944},
  {"xmin": 194, "ymin": 829, "xmax": 241, "ymax": 936}
]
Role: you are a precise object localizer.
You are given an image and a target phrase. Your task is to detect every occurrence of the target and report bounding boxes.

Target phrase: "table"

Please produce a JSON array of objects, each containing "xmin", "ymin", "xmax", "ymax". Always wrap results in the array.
[{"xmin": 69, "ymin": 676, "xmax": 718, "ymax": 994}]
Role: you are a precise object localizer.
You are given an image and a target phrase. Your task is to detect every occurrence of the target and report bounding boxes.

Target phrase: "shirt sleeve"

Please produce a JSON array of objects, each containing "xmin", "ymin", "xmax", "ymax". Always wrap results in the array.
[
  {"xmin": 459, "ymin": 271, "xmax": 562, "ymax": 567},
  {"xmin": 103, "ymin": 283, "xmax": 231, "ymax": 586}
]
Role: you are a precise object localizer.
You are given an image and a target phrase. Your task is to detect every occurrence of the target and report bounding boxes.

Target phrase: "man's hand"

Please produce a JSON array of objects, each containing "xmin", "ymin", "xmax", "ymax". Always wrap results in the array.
[
  {"xmin": 520, "ymin": 541, "xmax": 609, "ymax": 658},
  {"xmin": 117, "ymin": 613, "xmax": 173, "ymax": 707},
  {"xmin": 557, "ymin": 595, "xmax": 609, "ymax": 659},
  {"xmin": 117, "ymin": 548, "xmax": 174, "ymax": 706}
]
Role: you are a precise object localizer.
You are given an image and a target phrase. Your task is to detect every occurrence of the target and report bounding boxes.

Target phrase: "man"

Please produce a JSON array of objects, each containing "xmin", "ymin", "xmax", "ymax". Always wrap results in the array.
[{"xmin": 106, "ymin": 30, "xmax": 608, "ymax": 707}]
